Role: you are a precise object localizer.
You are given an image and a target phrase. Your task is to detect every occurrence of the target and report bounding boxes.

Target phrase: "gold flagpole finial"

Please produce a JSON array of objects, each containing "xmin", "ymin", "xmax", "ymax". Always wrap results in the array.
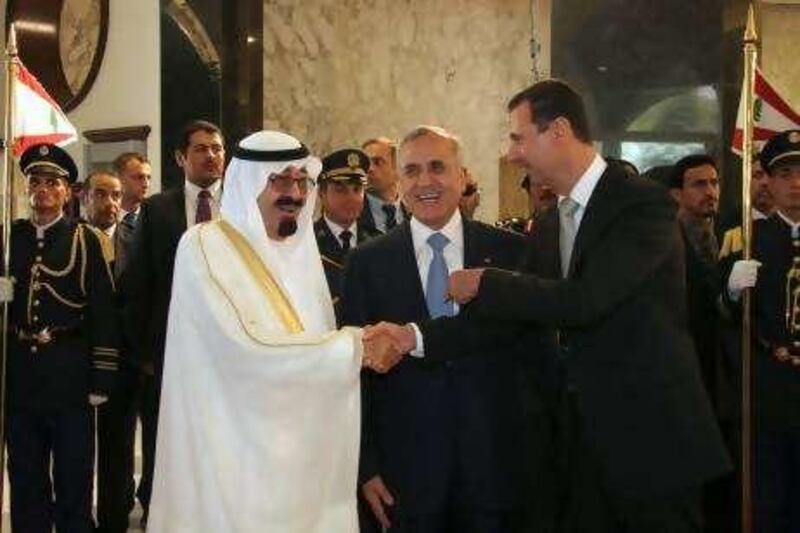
[
  {"xmin": 6, "ymin": 23, "xmax": 18, "ymax": 57},
  {"xmin": 744, "ymin": 3, "xmax": 757, "ymax": 43}
]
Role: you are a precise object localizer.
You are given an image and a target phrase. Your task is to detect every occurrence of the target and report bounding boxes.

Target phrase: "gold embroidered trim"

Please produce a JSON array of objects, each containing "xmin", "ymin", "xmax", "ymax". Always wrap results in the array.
[
  {"xmin": 93, "ymin": 362, "xmax": 119, "ymax": 370},
  {"xmin": 39, "ymin": 282, "xmax": 86, "ymax": 309},
  {"xmin": 321, "ymin": 255, "xmax": 343, "ymax": 269},
  {"xmin": 79, "ymin": 226, "xmax": 88, "ymax": 296},
  {"xmin": 37, "ymin": 228, "xmax": 80, "ymax": 277},
  {"xmin": 83, "ymin": 225, "xmax": 117, "ymax": 291},
  {"xmin": 200, "ymin": 220, "xmax": 304, "ymax": 334}
]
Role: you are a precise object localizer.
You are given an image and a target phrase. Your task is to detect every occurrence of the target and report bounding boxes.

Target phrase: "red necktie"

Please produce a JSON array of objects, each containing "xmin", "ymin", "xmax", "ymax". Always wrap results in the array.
[{"xmin": 196, "ymin": 190, "xmax": 212, "ymax": 224}]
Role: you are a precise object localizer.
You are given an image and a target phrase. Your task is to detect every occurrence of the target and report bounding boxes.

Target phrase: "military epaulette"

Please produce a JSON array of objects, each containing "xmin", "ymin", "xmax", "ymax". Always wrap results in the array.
[
  {"xmin": 719, "ymin": 226, "xmax": 743, "ymax": 260},
  {"xmin": 82, "ymin": 224, "xmax": 115, "ymax": 264}
]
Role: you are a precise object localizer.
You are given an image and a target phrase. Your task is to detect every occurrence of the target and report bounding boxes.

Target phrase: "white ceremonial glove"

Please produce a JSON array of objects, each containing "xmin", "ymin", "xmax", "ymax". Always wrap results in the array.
[
  {"xmin": 89, "ymin": 394, "xmax": 109, "ymax": 407},
  {"xmin": 0, "ymin": 276, "xmax": 14, "ymax": 303},
  {"xmin": 727, "ymin": 259, "xmax": 761, "ymax": 301}
]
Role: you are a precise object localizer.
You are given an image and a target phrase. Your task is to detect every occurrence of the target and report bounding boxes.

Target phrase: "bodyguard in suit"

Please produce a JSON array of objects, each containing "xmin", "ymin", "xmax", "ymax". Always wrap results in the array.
[
  {"xmin": 121, "ymin": 119, "xmax": 225, "ymax": 523},
  {"xmin": 342, "ymin": 126, "xmax": 537, "ymax": 532},
  {"xmin": 360, "ymin": 137, "xmax": 408, "ymax": 232},
  {"xmin": 315, "ymin": 148, "xmax": 379, "ymax": 325},
  {"xmin": 448, "ymin": 80, "xmax": 730, "ymax": 532},
  {"xmin": 0, "ymin": 144, "xmax": 120, "ymax": 533}
]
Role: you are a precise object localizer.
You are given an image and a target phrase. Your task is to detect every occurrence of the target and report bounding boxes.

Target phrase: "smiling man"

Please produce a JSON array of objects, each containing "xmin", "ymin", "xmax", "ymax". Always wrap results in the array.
[
  {"xmin": 341, "ymin": 125, "xmax": 533, "ymax": 532},
  {"xmin": 147, "ymin": 130, "xmax": 395, "ymax": 533}
]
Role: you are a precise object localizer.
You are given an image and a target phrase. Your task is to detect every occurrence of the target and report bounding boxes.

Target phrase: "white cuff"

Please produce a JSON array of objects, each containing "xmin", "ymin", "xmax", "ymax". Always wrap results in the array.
[{"xmin": 408, "ymin": 322, "xmax": 425, "ymax": 358}]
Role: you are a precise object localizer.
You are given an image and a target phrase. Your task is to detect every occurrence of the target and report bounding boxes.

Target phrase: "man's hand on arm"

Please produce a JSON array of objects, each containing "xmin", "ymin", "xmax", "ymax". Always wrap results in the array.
[
  {"xmin": 362, "ymin": 475, "xmax": 395, "ymax": 530},
  {"xmin": 447, "ymin": 268, "xmax": 484, "ymax": 305},
  {"xmin": 361, "ymin": 322, "xmax": 416, "ymax": 373}
]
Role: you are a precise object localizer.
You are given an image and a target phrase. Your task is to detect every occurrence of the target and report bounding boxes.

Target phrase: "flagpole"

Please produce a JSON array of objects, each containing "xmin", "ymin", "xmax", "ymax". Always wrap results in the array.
[
  {"xmin": 0, "ymin": 22, "xmax": 19, "ymax": 533},
  {"xmin": 740, "ymin": 5, "xmax": 757, "ymax": 533}
]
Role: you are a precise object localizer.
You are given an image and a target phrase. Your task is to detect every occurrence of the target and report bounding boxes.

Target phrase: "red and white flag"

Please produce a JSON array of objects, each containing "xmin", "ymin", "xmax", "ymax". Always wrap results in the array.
[
  {"xmin": 11, "ymin": 61, "xmax": 77, "ymax": 157},
  {"xmin": 732, "ymin": 67, "xmax": 800, "ymax": 155}
]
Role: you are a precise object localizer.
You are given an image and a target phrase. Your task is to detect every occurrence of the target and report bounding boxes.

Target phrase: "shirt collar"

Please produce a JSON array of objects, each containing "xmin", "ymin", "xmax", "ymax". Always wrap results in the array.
[
  {"xmin": 323, "ymin": 216, "xmax": 357, "ymax": 237},
  {"xmin": 559, "ymin": 153, "xmax": 607, "ymax": 209},
  {"xmin": 185, "ymin": 178, "xmax": 222, "ymax": 201},
  {"xmin": 776, "ymin": 210, "xmax": 800, "ymax": 237},
  {"xmin": 32, "ymin": 214, "xmax": 64, "ymax": 238},
  {"xmin": 410, "ymin": 209, "xmax": 464, "ymax": 254}
]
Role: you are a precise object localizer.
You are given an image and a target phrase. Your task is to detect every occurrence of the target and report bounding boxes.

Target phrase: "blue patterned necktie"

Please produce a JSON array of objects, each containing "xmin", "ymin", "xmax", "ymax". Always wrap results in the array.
[
  {"xmin": 425, "ymin": 232, "xmax": 454, "ymax": 318},
  {"xmin": 382, "ymin": 204, "xmax": 398, "ymax": 231}
]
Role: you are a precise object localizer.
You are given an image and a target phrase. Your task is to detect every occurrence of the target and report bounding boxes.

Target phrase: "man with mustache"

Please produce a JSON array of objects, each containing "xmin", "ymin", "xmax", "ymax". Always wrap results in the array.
[
  {"xmin": 121, "ymin": 119, "xmax": 225, "ymax": 526},
  {"xmin": 147, "ymin": 130, "xmax": 394, "ymax": 533},
  {"xmin": 360, "ymin": 137, "xmax": 408, "ymax": 233}
]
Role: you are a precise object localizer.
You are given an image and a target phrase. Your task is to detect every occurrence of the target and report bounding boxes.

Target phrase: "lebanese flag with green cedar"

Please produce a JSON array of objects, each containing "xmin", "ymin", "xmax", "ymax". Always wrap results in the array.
[{"xmin": 12, "ymin": 61, "xmax": 77, "ymax": 157}]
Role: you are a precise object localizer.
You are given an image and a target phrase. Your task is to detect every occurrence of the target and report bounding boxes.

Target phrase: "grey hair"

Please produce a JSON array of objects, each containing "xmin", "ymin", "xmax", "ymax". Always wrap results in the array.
[{"xmin": 399, "ymin": 125, "xmax": 464, "ymax": 165}]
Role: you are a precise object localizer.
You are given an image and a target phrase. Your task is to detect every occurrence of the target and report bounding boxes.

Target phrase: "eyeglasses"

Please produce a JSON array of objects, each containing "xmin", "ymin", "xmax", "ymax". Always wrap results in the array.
[{"xmin": 268, "ymin": 174, "xmax": 315, "ymax": 194}]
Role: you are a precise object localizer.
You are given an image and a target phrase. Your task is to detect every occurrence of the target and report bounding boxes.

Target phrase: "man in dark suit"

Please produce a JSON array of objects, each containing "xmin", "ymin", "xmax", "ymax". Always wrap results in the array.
[
  {"xmin": 315, "ymin": 148, "xmax": 380, "ymax": 325},
  {"xmin": 360, "ymin": 137, "xmax": 408, "ymax": 233},
  {"xmin": 447, "ymin": 80, "xmax": 731, "ymax": 532},
  {"xmin": 342, "ymin": 125, "xmax": 542, "ymax": 532},
  {"xmin": 120, "ymin": 119, "xmax": 225, "ymax": 523}
]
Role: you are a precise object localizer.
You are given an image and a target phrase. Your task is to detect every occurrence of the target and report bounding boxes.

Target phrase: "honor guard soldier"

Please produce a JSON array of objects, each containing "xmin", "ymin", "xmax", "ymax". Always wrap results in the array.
[
  {"xmin": 315, "ymin": 148, "xmax": 380, "ymax": 325},
  {"xmin": 722, "ymin": 130, "xmax": 800, "ymax": 533},
  {"xmin": 0, "ymin": 143, "xmax": 120, "ymax": 533}
]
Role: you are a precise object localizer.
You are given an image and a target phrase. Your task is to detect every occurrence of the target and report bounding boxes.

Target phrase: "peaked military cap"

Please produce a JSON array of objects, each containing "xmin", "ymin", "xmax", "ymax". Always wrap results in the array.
[
  {"xmin": 760, "ymin": 130, "xmax": 800, "ymax": 174},
  {"xmin": 320, "ymin": 148, "xmax": 369, "ymax": 185},
  {"xmin": 19, "ymin": 143, "xmax": 78, "ymax": 184}
]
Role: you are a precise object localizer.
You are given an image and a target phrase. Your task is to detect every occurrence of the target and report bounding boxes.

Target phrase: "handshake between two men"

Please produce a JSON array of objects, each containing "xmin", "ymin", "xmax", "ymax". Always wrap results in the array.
[{"xmin": 358, "ymin": 268, "xmax": 485, "ymax": 373}]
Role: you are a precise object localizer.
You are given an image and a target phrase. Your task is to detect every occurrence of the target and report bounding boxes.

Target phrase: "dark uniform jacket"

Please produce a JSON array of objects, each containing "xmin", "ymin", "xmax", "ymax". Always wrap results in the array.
[
  {"xmin": 342, "ymin": 219, "xmax": 542, "ymax": 516},
  {"xmin": 358, "ymin": 197, "xmax": 410, "ymax": 234},
  {"xmin": 314, "ymin": 218, "xmax": 378, "ymax": 325},
  {"xmin": 7, "ymin": 217, "xmax": 120, "ymax": 412},
  {"xmin": 721, "ymin": 215, "xmax": 800, "ymax": 430},
  {"xmin": 459, "ymin": 167, "xmax": 731, "ymax": 498}
]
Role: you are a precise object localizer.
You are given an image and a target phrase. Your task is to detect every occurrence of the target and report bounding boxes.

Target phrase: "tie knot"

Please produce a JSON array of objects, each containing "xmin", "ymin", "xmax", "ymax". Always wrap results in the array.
[
  {"xmin": 122, "ymin": 211, "xmax": 136, "ymax": 227},
  {"xmin": 198, "ymin": 189, "xmax": 211, "ymax": 200},
  {"xmin": 427, "ymin": 232, "xmax": 449, "ymax": 252},
  {"xmin": 559, "ymin": 197, "xmax": 580, "ymax": 218},
  {"xmin": 339, "ymin": 229, "xmax": 352, "ymax": 242}
]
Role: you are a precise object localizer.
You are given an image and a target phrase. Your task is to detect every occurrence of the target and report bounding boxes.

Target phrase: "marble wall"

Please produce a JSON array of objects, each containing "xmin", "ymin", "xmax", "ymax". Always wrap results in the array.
[
  {"xmin": 761, "ymin": 2, "xmax": 800, "ymax": 111},
  {"xmin": 263, "ymin": 0, "xmax": 533, "ymax": 220}
]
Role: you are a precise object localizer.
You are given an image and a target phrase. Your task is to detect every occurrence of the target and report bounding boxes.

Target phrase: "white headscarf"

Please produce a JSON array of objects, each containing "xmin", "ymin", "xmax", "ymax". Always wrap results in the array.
[{"xmin": 220, "ymin": 130, "xmax": 334, "ymax": 334}]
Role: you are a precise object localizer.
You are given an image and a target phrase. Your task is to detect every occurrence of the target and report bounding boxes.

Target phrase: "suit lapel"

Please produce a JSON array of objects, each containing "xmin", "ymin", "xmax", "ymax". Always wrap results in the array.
[
  {"xmin": 394, "ymin": 222, "xmax": 429, "ymax": 318},
  {"xmin": 167, "ymin": 186, "xmax": 188, "ymax": 237},
  {"xmin": 568, "ymin": 167, "xmax": 628, "ymax": 278},
  {"xmin": 463, "ymin": 220, "xmax": 495, "ymax": 269}
]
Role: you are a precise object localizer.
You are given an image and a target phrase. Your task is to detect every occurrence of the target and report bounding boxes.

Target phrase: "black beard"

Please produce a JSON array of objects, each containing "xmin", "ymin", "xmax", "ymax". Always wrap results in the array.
[{"xmin": 277, "ymin": 218, "xmax": 298, "ymax": 237}]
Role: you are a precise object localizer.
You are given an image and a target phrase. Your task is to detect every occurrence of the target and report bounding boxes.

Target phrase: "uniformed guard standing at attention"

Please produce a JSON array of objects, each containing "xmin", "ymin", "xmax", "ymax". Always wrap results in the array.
[
  {"xmin": 722, "ymin": 130, "xmax": 800, "ymax": 533},
  {"xmin": 0, "ymin": 143, "xmax": 120, "ymax": 533},
  {"xmin": 315, "ymin": 148, "xmax": 380, "ymax": 325}
]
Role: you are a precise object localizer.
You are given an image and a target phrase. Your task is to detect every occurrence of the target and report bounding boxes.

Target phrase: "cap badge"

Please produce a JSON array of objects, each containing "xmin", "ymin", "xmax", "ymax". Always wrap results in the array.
[
  {"xmin": 39, "ymin": 145, "xmax": 49, "ymax": 156},
  {"xmin": 789, "ymin": 132, "xmax": 800, "ymax": 144},
  {"xmin": 347, "ymin": 152, "xmax": 360, "ymax": 169}
]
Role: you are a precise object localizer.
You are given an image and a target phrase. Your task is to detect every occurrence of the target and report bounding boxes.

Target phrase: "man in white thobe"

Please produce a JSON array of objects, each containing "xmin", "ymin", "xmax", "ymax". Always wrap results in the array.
[{"xmin": 148, "ymin": 131, "xmax": 394, "ymax": 533}]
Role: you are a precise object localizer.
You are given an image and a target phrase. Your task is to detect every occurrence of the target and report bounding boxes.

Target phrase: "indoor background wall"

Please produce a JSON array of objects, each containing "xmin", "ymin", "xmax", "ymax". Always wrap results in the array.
[
  {"xmin": 262, "ymin": 0, "xmax": 534, "ymax": 221},
  {"xmin": 761, "ymin": 2, "xmax": 800, "ymax": 112},
  {"xmin": 0, "ymin": 0, "xmax": 162, "ymax": 192}
]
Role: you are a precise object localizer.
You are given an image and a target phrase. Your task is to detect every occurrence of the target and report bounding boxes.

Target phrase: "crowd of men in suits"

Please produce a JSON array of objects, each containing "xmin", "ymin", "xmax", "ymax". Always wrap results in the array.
[{"xmin": 2, "ymin": 78, "xmax": 799, "ymax": 533}]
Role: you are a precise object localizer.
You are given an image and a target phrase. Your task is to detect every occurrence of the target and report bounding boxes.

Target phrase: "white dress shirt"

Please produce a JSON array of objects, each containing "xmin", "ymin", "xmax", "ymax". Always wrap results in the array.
[
  {"xmin": 323, "ymin": 216, "xmax": 358, "ymax": 249},
  {"xmin": 408, "ymin": 210, "xmax": 465, "ymax": 357},
  {"xmin": 558, "ymin": 153, "xmax": 607, "ymax": 232},
  {"xmin": 184, "ymin": 179, "xmax": 222, "ymax": 226},
  {"xmin": 33, "ymin": 214, "xmax": 64, "ymax": 239},
  {"xmin": 777, "ymin": 210, "xmax": 800, "ymax": 238}
]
